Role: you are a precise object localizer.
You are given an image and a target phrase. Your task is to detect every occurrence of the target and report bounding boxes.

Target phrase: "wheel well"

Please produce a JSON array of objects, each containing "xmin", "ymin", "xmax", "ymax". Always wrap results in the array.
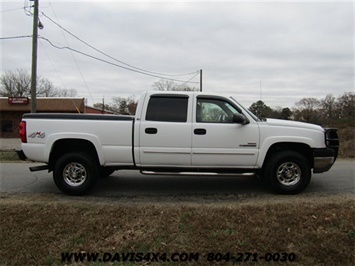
[
  {"xmin": 49, "ymin": 139, "xmax": 99, "ymax": 172},
  {"xmin": 263, "ymin": 142, "xmax": 313, "ymax": 169}
]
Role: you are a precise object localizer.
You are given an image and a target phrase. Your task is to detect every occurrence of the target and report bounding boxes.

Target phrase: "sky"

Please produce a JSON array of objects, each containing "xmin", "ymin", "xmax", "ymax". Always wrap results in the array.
[{"xmin": 1, "ymin": 0, "xmax": 354, "ymax": 109}]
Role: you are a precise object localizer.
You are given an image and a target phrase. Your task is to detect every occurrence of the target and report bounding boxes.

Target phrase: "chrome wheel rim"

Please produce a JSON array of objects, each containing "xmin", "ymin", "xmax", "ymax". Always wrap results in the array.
[
  {"xmin": 63, "ymin": 162, "xmax": 87, "ymax": 187},
  {"xmin": 276, "ymin": 162, "xmax": 301, "ymax": 186}
]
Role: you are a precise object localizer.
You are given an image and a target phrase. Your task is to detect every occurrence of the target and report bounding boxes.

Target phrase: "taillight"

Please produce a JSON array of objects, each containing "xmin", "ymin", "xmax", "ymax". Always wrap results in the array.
[{"xmin": 19, "ymin": 121, "xmax": 27, "ymax": 143}]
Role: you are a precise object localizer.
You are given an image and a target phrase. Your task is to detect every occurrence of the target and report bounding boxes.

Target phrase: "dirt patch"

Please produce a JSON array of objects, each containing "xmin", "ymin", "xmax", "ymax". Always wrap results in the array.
[{"xmin": 0, "ymin": 192, "xmax": 354, "ymax": 265}]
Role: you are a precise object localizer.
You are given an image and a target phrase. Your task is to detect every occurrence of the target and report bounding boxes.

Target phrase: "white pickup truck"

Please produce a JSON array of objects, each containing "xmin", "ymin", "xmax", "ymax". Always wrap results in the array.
[{"xmin": 18, "ymin": 91, "xmax": 339, "ymax": 196}]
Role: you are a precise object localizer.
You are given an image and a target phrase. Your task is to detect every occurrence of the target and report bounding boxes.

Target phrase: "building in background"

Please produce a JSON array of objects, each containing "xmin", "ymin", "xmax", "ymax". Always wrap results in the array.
[
  {"xmin": 0, "ymin": 97, "xmax": 85, "ymax": 138},
  {"xmin": 84, "ymin": 105, "xmax": 114, "ymax": 114}
]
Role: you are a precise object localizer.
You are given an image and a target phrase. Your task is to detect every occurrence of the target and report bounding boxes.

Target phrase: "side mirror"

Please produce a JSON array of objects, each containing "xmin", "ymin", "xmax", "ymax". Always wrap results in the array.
[{"xmin": 233, "ymin": 113, "xmax": 249, "ymax": 125}]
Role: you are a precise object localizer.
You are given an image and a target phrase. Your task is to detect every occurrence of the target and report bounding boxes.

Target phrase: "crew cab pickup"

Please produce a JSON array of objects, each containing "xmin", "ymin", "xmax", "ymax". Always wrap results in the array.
[{"xmin": 19, "ymin": 91, "xmax": 339, "ymax": 195}]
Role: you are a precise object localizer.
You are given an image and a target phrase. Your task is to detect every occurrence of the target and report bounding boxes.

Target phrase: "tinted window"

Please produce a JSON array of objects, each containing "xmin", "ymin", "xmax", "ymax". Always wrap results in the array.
[{"xmin": 146, "ymin": 96, "xmax": 188, "ymax": 122}]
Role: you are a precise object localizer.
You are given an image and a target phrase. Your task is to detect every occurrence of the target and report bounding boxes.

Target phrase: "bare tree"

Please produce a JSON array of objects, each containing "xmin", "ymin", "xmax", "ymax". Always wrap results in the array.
[
  {"xmin": 0, "ymin": 69, "xmax": 77, "ymax": 97},
  {"xmin": 152, "ymin": 79, "xmax": 197, "ymax": 91},
  {"xmin": 152, "ymin": 79, "xmax": 176, "ymax": 91},
  {"xmin": 320, "ymin": 94, "xmax": 337, "ymax": 123},
  {"xmin": 337, "ymin": 92, "xmax": 355, "ymax": 119},
  {"xmin": 54, "ymin": 88, "xmax": 78, "ymax": 97},
  {"xmin": 0, "ymin": 69, "xmax": 30, "ymax": 97},
  {"xmin": 293, "ymin": 98, "xmax": 321, "ymax": 124},
  {"xmin": 37, "ymin": 78, "xmax": 57, "ymax": 97}
]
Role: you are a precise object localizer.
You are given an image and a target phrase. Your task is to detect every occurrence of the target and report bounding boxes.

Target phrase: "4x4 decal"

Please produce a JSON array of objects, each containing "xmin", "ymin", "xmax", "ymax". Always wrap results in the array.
[{"xmin": 28, "ymin": 132, "xmax": 46, "ymax": 139}]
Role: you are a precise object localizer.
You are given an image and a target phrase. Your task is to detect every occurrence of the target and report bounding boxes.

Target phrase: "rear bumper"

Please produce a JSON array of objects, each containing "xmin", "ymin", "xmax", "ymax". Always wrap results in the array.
[{"xmin": 313, "ymin": 148, "xmax": 336, "ymax": 173}]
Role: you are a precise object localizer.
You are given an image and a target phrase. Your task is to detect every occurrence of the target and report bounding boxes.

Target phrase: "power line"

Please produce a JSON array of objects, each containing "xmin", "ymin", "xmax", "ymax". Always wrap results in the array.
[
  {"xmin": 38, "ymin": 38, "xmax": 68, "ymax": 90},
  {"xmin": 0, "ymin": 35, "xmax": 32, "ymax": 40},
  {"xmin": 39, "ymin": 36, "xmax": 199, "ymax": 84},
  {"xmin": 41, "ymin": 11, "xmax": 199, "ymax": 78},
  {"xmin": 177, "ymin": 72, "xmax": 200, "ymax": 88},
  {"xmin": 2, "ymin": 3, "xmax": 199, "ymax": 90},
  {"xmin": 0, "ymin": 7, "xmax": 24, "ymax": 12},
  {"xmin": 23, "ymin": 0, "xmax": 32, "ymax": 16},
  {"xmin": 46, "ymin": 2, "xmax": 94, "ymax": 104}
]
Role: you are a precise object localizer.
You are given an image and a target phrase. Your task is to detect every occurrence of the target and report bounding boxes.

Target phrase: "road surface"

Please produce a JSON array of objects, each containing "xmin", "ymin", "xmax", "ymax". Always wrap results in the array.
[{"xmin": 0, "ymin": 160, "xmax": 354, "ymax": 197}]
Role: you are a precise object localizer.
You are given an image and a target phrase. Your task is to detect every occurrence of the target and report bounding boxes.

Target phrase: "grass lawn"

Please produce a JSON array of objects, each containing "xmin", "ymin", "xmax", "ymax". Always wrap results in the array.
[{"xmin": 0, "ymin": 193, "xmax": 354, "ymax": 265}]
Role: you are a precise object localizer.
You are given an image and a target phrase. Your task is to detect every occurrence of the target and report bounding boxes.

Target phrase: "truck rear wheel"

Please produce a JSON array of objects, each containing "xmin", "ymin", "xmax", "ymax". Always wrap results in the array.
[
  {"xmin": 53, "ymin": 152, "xmax": 99, "ymax": 196},
  {"xmin": 264, "ymin": 151, "xmax": 311, "ymax": 194}
]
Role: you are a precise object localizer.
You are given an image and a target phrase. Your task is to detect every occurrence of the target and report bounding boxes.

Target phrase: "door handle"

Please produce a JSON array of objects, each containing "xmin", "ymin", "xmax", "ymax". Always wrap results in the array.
[
  {"xmin": 194, "ymin": 128, "xmax": 206, "ymax": 135},
  {"xmin": 145, "ymin": 128, "xmax": 158, "ymax": 134}
]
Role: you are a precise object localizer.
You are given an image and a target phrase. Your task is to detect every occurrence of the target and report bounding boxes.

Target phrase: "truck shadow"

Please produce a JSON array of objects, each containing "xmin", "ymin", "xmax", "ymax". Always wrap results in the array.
[{"xmin": 90, "ymin": 170, "xmax": 269, "ymax": 197}]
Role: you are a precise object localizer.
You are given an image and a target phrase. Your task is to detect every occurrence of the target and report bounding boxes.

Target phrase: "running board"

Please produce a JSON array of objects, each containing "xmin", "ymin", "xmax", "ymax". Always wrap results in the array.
[
  {"xmin": 29, "ymin": 165, "xmax": 49, "ymax": 172},
  {"xmin": 140, "ymin": 171, "xmax": 254, "ymax": 176}
]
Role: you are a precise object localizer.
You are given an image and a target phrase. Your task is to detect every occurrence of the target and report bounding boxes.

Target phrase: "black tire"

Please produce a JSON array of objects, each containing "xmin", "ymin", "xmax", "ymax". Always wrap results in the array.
[
  {"xmin": 264, "ymin": 151, "xmax": 311, "ymax": 195},
  {"xmin": 53, "ymin": 152, "xmax": 99, "ymax": 196}
]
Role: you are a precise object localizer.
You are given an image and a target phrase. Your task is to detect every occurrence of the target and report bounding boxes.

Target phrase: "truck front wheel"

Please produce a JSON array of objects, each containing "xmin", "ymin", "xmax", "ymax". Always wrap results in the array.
[
  {"xmin": 264, "ymin": 151, "xmax": 311, "ymax": 194},
  {"xmin": 53, "ymin": 152, "xmax": 99, "ymax": 196}
]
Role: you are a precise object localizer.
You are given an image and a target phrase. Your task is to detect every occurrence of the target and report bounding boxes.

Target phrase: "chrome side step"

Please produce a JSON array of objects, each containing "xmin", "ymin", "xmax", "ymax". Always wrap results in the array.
[{"xmin": 140, "ymin": 171, "xmax": 254, "ymax": 176}]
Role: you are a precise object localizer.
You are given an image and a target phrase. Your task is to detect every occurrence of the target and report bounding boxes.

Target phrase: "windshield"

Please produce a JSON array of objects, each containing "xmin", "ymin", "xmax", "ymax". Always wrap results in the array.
[{"xmin": 230, "ymin": 97, "xmax": 261, "ymax": 122}]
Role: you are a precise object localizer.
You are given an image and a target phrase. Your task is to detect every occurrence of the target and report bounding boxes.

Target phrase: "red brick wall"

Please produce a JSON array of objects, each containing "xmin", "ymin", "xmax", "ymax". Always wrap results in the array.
[{"xmin": 0, "ymin": 111, "xmax": 24, "ymax": 138}]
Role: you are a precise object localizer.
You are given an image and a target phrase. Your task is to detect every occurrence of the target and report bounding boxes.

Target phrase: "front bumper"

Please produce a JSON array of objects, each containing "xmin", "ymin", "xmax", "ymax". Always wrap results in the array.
[
  {"xmin": 313, "ymin": 128, "xmax": 339, "ymax": 174},
  {"xmin": 313, "ymin": 148, "xmax": 336, "ymax": 173}
]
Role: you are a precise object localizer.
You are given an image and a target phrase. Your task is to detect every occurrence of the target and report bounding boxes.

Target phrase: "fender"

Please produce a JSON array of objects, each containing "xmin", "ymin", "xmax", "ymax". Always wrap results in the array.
[
  {"xmin": 46, "ymin": 133, "xmax": 105, "ymax": 165},
  {"xmin": 256, "ymin": 136, "xmax": 315, "ymax": 168}
]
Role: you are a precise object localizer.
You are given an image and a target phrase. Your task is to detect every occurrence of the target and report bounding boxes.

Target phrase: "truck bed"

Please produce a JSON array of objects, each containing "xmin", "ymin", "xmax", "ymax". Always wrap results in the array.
[{"xmin": 22, "ymin": 113, "xmax": 135, "ymax": 166}]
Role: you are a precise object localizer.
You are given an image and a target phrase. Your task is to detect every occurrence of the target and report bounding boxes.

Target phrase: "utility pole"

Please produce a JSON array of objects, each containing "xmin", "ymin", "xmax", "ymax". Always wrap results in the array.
[
  {"xmin": 199, "ymin": 69, "xmax": 202, "ymax": 92},
  {"xmin": 102, "ymin": 97, "xmax": 105, "ymax": 114},
  {"xmin": 30, "ymin": 0, "xmax": 39, "ymax": 113}
]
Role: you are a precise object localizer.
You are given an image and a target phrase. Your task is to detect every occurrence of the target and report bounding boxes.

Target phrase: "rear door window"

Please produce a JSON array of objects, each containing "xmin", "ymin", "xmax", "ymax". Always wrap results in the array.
[{"xmin": 146, "ymin": 96, "xmax": 188, "ymax": 122}]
